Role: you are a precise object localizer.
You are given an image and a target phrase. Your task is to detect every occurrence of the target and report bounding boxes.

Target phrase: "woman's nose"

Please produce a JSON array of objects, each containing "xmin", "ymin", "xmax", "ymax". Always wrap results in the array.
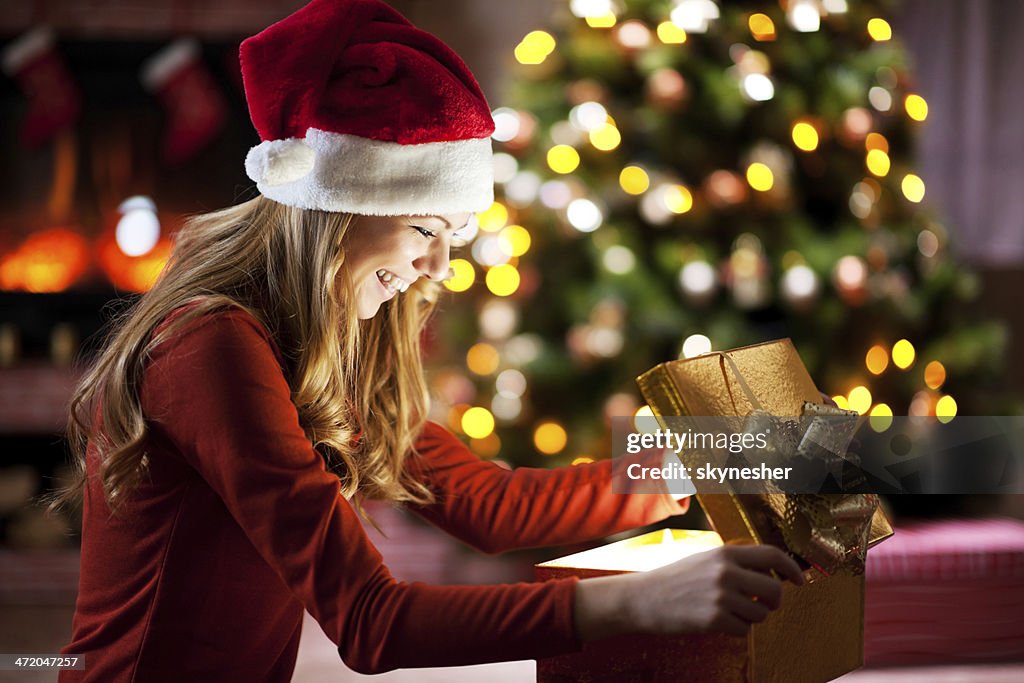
[{"xmin": 415, "ymin": 241, "xmax": 451, "ymax": 282}]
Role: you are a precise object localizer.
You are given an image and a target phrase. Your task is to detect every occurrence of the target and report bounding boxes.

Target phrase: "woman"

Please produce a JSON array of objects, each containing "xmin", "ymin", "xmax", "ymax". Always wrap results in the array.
[{"xmin": 58, "ymin": 1, "xmax": 802, "ymax": 680}]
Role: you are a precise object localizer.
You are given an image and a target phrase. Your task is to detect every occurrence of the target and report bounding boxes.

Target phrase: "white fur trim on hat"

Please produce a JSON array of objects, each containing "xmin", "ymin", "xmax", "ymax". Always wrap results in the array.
[{"xmin": 244, "ymin": 128, "xmax": 494, "ymax": 216}]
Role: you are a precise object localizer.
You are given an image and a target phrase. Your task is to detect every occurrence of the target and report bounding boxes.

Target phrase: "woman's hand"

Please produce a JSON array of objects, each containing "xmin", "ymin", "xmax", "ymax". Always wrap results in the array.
[{"xmin": 574, "ymin": 543, "xmax": 803, "ymax": 641}]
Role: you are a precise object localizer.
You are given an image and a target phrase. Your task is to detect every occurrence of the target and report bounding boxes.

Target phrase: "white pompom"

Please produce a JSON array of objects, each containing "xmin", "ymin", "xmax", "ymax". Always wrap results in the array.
[{"xmin": 245, "ymin": 138, "xmax": 316, "ymax": 186}]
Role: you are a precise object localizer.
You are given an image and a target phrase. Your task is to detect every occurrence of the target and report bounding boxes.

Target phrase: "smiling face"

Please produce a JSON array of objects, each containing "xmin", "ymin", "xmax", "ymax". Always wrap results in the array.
[{"xmin": 342, "ymin": 212, "xmax": 474, "ymax": 319}]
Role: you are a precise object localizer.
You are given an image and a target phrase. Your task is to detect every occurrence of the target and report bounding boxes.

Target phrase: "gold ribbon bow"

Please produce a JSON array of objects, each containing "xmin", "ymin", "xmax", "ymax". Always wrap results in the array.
[{"xmin": 714, "ymin": 352, "xmax": 877, "ymax": 576}]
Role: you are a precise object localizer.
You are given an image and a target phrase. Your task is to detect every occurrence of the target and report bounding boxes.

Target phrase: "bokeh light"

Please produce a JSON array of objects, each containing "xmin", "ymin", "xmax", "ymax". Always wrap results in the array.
[
  {"xmin": 462, "ymin": 406, "xmax": 496, "ymax": 438},
  {"xmin": 848, "ymin": 386, "xmax": 873, "ymax": 415},
  {"xmin": 534, "ymin": 421, "xmax": 568, "ymax": 455},
  {"xmin": 866, "ymin": 344, "xmax": 889, "ymax": 375},
  {"xmin": 485, "ymin": 264, "xmax": 521, "ymax": 296},
  {"xmin": 892, "ymin": 339, "xmax": 916, "ymax": 369},
  {"xmin": 547, "ymin": 145, "xmax": 581, "ymax": 174},
  {"xmin": 791, "ymin": 121, "xmax": 819, "ymax": 151},
  {"xmin": 924, "ymin": 360, "xmax": 946, "ymax": 390},
  {"xmin": 444, "ymin": 258, "xmax": 476, "ymax": 292}
]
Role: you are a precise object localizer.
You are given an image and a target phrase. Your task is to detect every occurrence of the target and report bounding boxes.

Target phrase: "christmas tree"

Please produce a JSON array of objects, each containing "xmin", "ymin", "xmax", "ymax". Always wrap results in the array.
[{"xmin": 426, "ymin": 0, "xmax": 1009, "ymax": 468}]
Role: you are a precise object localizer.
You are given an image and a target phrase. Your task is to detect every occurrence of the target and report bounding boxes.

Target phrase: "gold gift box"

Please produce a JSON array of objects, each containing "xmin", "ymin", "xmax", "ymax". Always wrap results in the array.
[
  {"xmin": 636, "ymin": 338, "xmax": 892, "ymax": 551},
  {"xmin": 536, "ymin": 339, "xmax": 892, "ymax": 683},
  {"xmin": 536, "ymin": 529, "xmax": 865, "ymax": 683}
]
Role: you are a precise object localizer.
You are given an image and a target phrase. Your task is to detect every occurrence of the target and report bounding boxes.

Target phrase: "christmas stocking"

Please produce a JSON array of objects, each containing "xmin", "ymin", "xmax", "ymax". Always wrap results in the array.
[
  {"xmin": 1, "ymin": 28, "xmax": 82, "ymax": 146},
  {"xmin": 140, "ymin": 39, "xmax": 227, "ymax": 166}
]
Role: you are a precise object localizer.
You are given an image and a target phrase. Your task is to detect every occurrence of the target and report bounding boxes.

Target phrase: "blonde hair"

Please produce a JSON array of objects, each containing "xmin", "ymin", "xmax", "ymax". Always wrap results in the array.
[{"xmin": 55, "ymin": 195, "xmax": 438, "ymax": 513}]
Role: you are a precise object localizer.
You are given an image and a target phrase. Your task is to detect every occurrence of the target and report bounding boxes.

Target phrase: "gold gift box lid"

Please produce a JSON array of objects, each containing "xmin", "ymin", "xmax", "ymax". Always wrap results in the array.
[{"xmin": 636, "ymin": 338, "xmax": 893, "ymax": 554}]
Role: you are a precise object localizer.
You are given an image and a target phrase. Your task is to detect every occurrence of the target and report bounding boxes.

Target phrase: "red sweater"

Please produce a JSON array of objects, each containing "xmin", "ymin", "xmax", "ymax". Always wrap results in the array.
[{"xmin": 60, "ymin": 306, "xmax": 684, "ymax": 681}]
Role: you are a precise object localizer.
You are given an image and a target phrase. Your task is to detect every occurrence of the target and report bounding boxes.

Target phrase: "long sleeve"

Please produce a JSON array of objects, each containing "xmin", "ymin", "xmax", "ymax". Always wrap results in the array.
[
  {"xmin": 406, "ymin": 422, "xmax": 688, "ymax": 554},
  {"xmin": 140, "ymin": 308, "xmax": 584, "ymax": 674}
]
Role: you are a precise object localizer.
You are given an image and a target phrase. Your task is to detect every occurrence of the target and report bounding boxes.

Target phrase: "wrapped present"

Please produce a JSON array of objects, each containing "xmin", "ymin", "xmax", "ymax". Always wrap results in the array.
[
  {"xmin": 536, "ymin": 339, "xmax": 893, "ymax": 683},
  {"xmin": 635, "ymin": 339, "xmax": 893, "ymax": 569}
]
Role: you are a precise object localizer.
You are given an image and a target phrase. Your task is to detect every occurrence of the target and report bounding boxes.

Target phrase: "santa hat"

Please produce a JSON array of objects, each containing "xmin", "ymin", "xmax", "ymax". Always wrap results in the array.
[{"xmin": 240, "ymin": 0, "xmax": 495, "ymax": 216}]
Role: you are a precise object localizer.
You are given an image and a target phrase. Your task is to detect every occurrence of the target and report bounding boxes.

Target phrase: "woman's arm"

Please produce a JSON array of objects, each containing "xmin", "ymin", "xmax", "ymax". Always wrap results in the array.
[
  {"xmin": 405, "ymin": 423, "xmax": 688, "ymax": 554},
  {"xmin": 142, "ymin": 309, "xmax": 586, "ymax": 673}
]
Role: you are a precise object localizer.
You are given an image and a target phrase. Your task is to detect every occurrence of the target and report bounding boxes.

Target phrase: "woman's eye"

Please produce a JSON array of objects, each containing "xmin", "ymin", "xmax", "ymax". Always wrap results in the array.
[{"xmin": 412, "ymin": 226, "xmax": 436, "ymax": 239}]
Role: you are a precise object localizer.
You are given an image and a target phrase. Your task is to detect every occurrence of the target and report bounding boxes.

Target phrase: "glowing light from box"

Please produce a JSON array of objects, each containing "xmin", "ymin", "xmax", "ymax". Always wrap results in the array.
[
  {"xmin": 547, "ymin": 145, "xmax": 580, "ymax": 174},
  {"xmin": 491, "ymin": 108, "xmax": 521, "ymax": 142},
  {"xmin": 681, "ymin": 334, "xmax": 712, "ymax": 358},
  {"xmin": 865, "ymin": 344, "xmax": 889, "ymax": 375},
  {"xmin": 514, "ymin": 30, "xmax": 556, "ymax": 65},
  {"xmin": 892, "ymin": 339, "xmax": 916, "ymax": 369},
  {"xmin": 924, "ymin": 361, "xmax": 946, "ymax": 390},
  {"xmin": 538, "ymin": 528, "xmax": 724, "ymax": 573},
  {"xmin": 746, "ymin": 162, "xmax": 774, "ymax": 191},
  {"xmin": 869, "ymin": 403, "xmax": 893, "ymax": 432},
  {"xmin": 901, "ymin": 174, "xmax": 926, "ymax": 203},
  {"xmin": 462, "ymin": 406, "xmax": 495, "ymax": 438},
  {"xmin": 534, "ymin": 421, "xmax": 568, "ymax": 455},
  {"xmin": 791, "ymin": 121, "xmax": 819, "ymax": 151},
  {"xmin": 848, "ymin": 386, "xmax": 872, "ymax": 415},
  {"xmin": 619, "ymin": 166, "xmax": 650, "ymax": 195},
  {"xmin": 467, "ymin": 342, "xmax": 500, "ymax": 376},
  {"xmin": 656, "ymin": 21, "xmax": 687, "ymax": 44},
  {"xmin": 485, "ymin": 264, "xmax": 520, "ymax": 296},
  {"xmin": 866, "ymin": 149, "xmax": 891, "ymax": 177},
  {"xmin": 589, "ymin": 123, "xmax": 621, "ymax": 151},
  {"xmin": 749, "ymin": 13, "xmax": 776, "ymax": 41},
  {"xmin": 867, "ymin": 18, "xmax": 892, "ymax": 41},
  {"xmin": 498, "ymin": 225, "xmax": 531, "ymax": 257},
  {"xmin": 936, "ymin": 395, "xmax": 957, "ymax": 423},
  {"xmin": 905, "ymin": 94, "xmax": 928, "ymax": 121},
  {"xmin": 569, "ymin": 102, "xmax": 608, "ymax": 132},
  {"xmin": 567, "ymin": 198, "xmax": 603, "ymax": 232}
]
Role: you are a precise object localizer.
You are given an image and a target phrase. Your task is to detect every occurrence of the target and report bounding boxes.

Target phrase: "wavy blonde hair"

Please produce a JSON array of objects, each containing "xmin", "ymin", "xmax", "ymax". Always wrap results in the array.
[{"xmin": 55, "ymin": 195, "xmax": 438, "ymax": 513}]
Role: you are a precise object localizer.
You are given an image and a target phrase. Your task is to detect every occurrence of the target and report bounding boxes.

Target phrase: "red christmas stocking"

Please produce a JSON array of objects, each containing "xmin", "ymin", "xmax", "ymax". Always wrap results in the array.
[
  {"xmin": 1, "ymin": 28, "xmax": 82, "ymax": 147},
  {"xmin": 140, "ymin": 39, "xmax": 227, "ymax": 166}
]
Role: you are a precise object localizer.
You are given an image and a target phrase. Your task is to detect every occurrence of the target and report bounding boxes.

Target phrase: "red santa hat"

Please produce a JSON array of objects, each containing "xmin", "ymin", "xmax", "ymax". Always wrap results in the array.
[{"xmin": 240, "ymin": 0, "xmax": 495, "ymax": 216}]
